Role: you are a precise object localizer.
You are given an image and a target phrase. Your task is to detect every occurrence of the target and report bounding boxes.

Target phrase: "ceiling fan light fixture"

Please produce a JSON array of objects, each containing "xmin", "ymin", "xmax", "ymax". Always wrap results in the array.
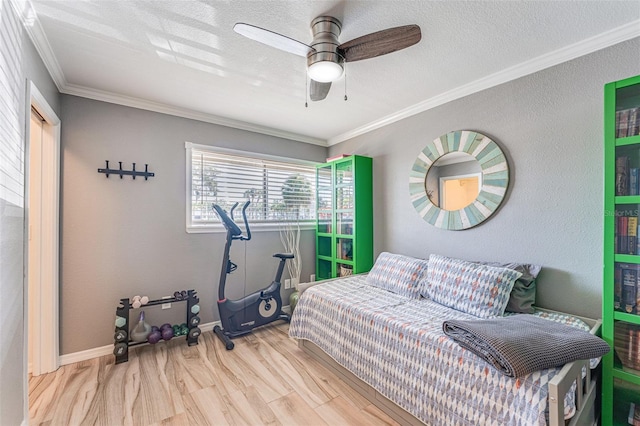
[
  {"xmin": 308, "ymin": 60, "xmax": 343, "ymax": 83},
  {"xmin": 234, "ymin": 15, "xmax": 421, "ymax": 101}
]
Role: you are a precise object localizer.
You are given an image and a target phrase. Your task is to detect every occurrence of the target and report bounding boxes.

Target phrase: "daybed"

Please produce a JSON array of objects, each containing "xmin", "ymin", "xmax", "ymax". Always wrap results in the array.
[{"xmin": 289, "ymin": 253, "xmax": 605, "ymax": 426}]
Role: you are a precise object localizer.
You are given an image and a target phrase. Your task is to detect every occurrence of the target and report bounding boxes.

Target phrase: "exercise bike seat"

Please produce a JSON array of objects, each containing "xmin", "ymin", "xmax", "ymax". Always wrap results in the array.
[{"xmin": 273, "ymin": 253, "xmax": 294, "ymax": 259}]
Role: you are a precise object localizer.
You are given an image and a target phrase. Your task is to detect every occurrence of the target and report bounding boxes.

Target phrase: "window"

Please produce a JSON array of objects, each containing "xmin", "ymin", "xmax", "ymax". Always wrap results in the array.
[{"xmin": 186, "ymin": 143, "xmax": 318, "ymax": 232}]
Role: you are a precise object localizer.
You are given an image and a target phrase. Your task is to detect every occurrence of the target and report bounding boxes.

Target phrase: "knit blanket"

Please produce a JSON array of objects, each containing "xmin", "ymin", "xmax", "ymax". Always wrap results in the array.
[{"xmin": 442, "ymin": 315, "xmax": 610, "ymax": 378}]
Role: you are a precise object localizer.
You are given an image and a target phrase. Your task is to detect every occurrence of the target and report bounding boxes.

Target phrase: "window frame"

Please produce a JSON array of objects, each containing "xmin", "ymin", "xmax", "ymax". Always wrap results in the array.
[{"xmin": 185, "ymin": 142, "xmax": 318, "ymax": 233}]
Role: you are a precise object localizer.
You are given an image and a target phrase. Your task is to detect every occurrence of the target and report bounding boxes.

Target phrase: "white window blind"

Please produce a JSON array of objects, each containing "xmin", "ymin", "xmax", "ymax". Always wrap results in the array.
[
  {"xmin": 186, "ymin": 143, "xmax": 317, "ymax": 231},
  {"xmin": 0, "ymin": 1, "xmax": 25, "ymax": 207}
]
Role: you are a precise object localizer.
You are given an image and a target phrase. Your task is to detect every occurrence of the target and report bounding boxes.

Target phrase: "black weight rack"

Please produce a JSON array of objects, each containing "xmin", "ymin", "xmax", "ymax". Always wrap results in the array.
[{"xmin": 113, "ymin": 290, "xmax": 200, "ymax": 364}]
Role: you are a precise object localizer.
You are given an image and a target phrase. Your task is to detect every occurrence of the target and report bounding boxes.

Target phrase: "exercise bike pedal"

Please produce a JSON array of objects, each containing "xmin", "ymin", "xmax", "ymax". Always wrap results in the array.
[{"xmin": 278, "ymin": 312, "xmax": 291, "ymax": 323}]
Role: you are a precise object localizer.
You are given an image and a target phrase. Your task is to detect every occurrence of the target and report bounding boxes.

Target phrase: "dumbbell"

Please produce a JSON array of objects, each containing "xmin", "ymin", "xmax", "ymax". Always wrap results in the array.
[
  {"xmin": 148, "ymin": 330, "xmax": 162, "ymax": 344},
  {"xmin": 180, "ymin": 323, "xmax": 189, "ymax": 336},
  {"xmin": 188, "ymin": 327, "xmax": 201, "ymax": 339},
  {"xmin": 174, "ymin": 290, "xmax": 187, "ymax": 300},
  {"xmin": 115, "ymin": 316, "xmax": 126, "ymax": 328},
  {"xmin": 131, "ymin": 295, "xmax": 150, "ymax": 309},
  {"xmin": 114, "ymin": 329, "xmax": 128, "ymax": 342},
  {"xmin": 189, "ymin": 316, "xmax": 200, "ymax": 327},
  {"xmin": 161, "ymin": 327, "xmax": 174, "ymax": 341},
  {"xmin": 113, "ymin": 342, "xmax": 128, "ymax": 356}
]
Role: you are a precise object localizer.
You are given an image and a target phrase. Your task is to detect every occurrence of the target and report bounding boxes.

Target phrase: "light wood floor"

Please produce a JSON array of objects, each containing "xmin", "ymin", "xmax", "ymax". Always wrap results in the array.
[{"xmin": 29, "ymin": 323, "xmax": 400, "ymax": 426}]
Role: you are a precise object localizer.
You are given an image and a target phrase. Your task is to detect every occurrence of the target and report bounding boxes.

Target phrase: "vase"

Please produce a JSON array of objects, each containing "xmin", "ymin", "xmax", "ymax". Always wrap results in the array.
[{"xmin": 289, "ymin": 290, "xmax": 300, "ymax": 313}]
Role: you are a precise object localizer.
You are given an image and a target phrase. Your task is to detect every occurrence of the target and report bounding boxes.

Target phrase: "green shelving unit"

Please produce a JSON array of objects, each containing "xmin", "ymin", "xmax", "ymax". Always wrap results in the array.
[
  {"xmin": 315, "ymin": 155, "xmax": 373, "ymax": 280},
  {"xmin": 603, "ymin": 74, "xmax": 640, "ymax": 426}
]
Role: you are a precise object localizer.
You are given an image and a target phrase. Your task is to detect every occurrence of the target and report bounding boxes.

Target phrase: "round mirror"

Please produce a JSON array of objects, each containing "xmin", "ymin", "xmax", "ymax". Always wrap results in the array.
[{"xmin": 410, "ymin": 130, "xmax": 509, "ymax": 230}]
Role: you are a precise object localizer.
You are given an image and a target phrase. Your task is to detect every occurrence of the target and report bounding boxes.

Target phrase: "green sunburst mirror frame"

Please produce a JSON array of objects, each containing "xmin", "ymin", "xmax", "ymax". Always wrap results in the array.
[{"xmin": 409, "ymin": 130, "xmax": 509, "ymax": 230}]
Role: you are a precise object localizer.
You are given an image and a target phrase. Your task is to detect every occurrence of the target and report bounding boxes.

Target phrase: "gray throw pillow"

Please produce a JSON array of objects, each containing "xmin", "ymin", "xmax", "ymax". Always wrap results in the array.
[{"xmin": 477, "ymin": 262, "xmax": 542, "ymax": 314}]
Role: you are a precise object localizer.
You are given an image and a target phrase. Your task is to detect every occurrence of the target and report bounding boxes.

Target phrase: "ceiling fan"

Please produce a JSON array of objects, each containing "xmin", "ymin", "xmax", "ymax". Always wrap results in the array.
[{"xmin": 234, "ymin": 16, "xmax": 422, "ymax": 101}]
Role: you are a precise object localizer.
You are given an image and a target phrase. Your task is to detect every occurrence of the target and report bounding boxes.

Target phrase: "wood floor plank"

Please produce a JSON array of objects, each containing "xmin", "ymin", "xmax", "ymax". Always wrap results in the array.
[
  {"xmin": 128, "ymin": 344, "xmax": 182, "ymax": 424},
  {"xmin": 72, "ymin": 355, "xmax": 128, "ymax": 426},
  {"xmin": 239, "ymin": 385, "xmax": 280, "ymax": 426},
  {"xmin": 148, "ymin": 411, "xmax": 191, "ymax": 426},
  {"xmin": 223, "ymin": 386, "xmax": 280, "ymax": 426},
  {"xmin": 181, "ymin": 385, "xmax": 231, "ymax": 426},
  {"xmin": 268, "ymin": 392, "xmax": 328, "ymax": 426},
  {"xmin": 315, "ymin": 396, "xmax": 401, "ymax": 426},
  {"xmin": 260, "ymin": 325, "xmax": 372, "ymax": 410},
  {"xmin": 29, "ymin": 363, "xmax": 71, "ymax": 424},
  {"xmin": 166, "ymin": 337, "xmax": 218, "ymax": 394},
  {"xmin": 199, "ymin": 332, "xmax": 249, "ymax": 397},
  {"xmin": 29, "ymin": 324, "xmax": 411, "ymax": 426},
  {"xmin": 47, "ymin": 359, "xmax": 101, "ymax": 425},
  {"xmin": 255, "ymin": 327, "xmax": 335, "ymax": 408},
  {"xmin": 234, "ymin": 334, "xmax": 294, "ymax": 403},
  {"xmin": 362, "ymin": 403, "xmax": 403, "ymax": 426},
  {"xmin": 151, "ymin": 341, "xmax": 187, "ymax": 416}
]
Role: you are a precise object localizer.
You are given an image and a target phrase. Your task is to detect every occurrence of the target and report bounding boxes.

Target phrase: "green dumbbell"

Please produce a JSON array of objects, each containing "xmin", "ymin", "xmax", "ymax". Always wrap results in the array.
[
  {"xmin": 191, "ymin": 304, "xmax": 200, "ymax": 314},
  {"xmin": 115, "ymin": 316, "xmax": 126, "ymax": 328}
]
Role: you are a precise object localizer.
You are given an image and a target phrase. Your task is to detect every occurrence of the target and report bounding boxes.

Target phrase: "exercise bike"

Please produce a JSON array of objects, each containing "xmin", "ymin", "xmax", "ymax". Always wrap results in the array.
[{"xmin": 212, "ymin": 201, "xmax": 292, "ymax": 350}]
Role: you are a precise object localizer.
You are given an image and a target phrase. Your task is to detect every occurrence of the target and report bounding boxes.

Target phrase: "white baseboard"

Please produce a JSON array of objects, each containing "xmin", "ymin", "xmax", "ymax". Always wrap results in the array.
[{"xmin": 59, "ymin": 321, "xmax": 219, "ymax": 366}]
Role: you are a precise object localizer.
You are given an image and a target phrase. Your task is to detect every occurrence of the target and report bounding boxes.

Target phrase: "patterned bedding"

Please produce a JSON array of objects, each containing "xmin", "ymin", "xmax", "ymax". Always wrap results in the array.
[{"xmin": 289, "ymin": 275, "xmax": 594, "ymax": 426}]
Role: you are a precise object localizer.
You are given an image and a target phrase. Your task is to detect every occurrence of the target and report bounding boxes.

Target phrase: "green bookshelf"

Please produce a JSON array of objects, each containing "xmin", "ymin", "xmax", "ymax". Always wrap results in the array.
[
  {"xmin": 315, "ymin": 155, "xmax": 373, "ymax": 280},
  {"xmin": 603, "ymin": 74, "xmax": 640, "ymax": 425}
]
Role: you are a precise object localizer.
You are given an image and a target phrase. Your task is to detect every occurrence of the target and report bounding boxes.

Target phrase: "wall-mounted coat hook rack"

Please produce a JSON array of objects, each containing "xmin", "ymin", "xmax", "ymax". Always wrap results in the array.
[{"xmin": 98, "ymin": 161, "xmax": 155, "ymax": 180}]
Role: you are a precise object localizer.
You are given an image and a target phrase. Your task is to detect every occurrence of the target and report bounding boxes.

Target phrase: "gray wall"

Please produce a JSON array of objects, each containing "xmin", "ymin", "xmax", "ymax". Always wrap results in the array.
[
  {"xmin": 59, "ymin": 95, "xmax": 326, "ymax": 354},
  {"xmin": 329, "ymin": 38, "xmax": 640, "ymax": 319},
  {"xmin": 0, "ymin": 2, "xmax": 60, "ymax": 424}
]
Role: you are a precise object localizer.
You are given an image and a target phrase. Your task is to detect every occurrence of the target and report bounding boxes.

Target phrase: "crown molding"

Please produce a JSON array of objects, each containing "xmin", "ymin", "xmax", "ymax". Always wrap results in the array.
[
  {"xmin": 11, "ymin": 0, "xmax": 67, "ymax": 91},
  {"xmin": 61, "ymin": 84, "xmax": 327, "ymax": 146},
  {"xmin": 14, "ymin": 0, "xmax": 326, "ymax": 146},
  {"xmin": 327, "ymin": 21, "xmax": 640, "ymax": 146},
  {"xmin": 16, "ymin": 0, "xmax": 639, "ymax": 148}
]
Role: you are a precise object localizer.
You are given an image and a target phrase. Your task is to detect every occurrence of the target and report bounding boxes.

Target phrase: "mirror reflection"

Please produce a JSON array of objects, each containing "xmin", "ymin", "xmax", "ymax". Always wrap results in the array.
[{"xmin": 425, "ymin": 152, "xmax": 482, "ymax": 211}]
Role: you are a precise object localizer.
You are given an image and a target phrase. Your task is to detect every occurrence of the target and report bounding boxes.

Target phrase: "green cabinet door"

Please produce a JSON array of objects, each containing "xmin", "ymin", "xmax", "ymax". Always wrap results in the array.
[{"xmin": 315, "ymin": 155, "xmax": 373, "ymax": 280}]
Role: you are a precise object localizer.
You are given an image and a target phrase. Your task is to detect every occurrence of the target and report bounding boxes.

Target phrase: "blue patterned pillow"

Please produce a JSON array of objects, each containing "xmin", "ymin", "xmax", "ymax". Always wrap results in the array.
[
  {"xmin": 425, "ymin": 254, "xmax": 522, "ymax": 318},
  {"xmin": 365, "ymin": 252, "xmax": 429, "ymax": 299}
]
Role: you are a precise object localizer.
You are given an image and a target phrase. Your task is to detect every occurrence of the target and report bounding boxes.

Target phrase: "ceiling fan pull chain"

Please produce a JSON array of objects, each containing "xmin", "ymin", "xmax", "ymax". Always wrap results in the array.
[
  {"xmin": 344, "ymin": 65, "xmax": 348, "ymax": 101},
  {"xmin": 305, "ymin": 75, "xmax": 309, "ymax": 108}
]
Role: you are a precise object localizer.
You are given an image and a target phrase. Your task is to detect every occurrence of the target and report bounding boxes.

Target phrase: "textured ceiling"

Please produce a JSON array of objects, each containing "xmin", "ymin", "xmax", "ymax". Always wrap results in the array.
[{"xmin": 26, "ymin": 0, "xmax": 640, "ymax": 145}]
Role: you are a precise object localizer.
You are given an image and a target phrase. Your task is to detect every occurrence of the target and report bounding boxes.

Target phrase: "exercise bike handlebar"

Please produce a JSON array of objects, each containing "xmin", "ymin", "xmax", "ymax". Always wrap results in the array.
[
  {"xmin": 237, "ymin": 201, "xmax": 252, "ymax": 241},
  {"xmin": 213, "ymin": 201, "xmax": 251, "ymax": 241}
]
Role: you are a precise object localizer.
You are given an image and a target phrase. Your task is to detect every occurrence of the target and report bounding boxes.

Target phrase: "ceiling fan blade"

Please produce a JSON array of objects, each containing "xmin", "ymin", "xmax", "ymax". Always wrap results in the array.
[
  {"xmin": 310, "ymin": 80, "xmax": 331, "ymax": 101},
  {"xmin": 339, "ymin": 24, "xmax": 421, "ymax": 62},
  {"xmin": 234, "ymin": 23, "xmax": 314, "ymax": 57}
]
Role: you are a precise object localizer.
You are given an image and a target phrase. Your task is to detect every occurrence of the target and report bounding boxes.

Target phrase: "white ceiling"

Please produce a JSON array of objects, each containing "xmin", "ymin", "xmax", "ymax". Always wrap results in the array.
[{"xmin": 22, "ymin": 0, "xmax": 640, "ymax": 146}]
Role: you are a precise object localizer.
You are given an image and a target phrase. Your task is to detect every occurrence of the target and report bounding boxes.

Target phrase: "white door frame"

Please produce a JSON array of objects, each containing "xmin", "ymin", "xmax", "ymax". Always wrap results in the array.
[
  {"xmin": 26, "ymin": 81, "xmax": 60, "ymax": 376},
  {"xmin": 438, "ymin": 172, "xmax": 482, "ymax": 210}
]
